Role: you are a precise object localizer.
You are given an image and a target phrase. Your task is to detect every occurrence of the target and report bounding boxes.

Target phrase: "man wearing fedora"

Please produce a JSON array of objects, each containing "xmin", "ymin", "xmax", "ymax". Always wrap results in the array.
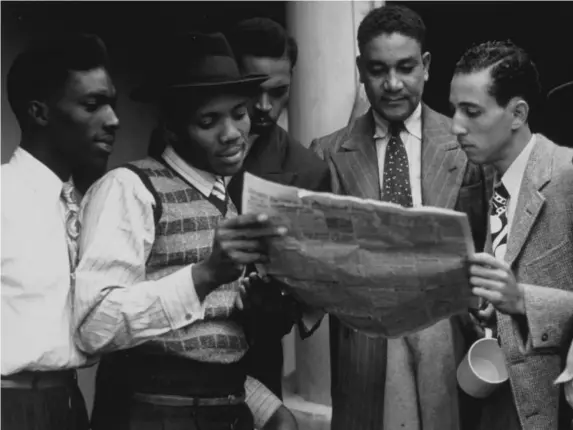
[{"xmin": 73, "ymin": 32, "xmax": 298, "ymax": 430}]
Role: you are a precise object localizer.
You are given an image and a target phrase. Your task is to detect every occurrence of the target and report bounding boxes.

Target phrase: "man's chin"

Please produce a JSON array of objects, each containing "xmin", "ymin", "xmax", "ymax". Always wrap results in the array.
[
  {"xmin": 214, "ymin": 161, "xmax": 244, "ymax": 177},
  {"xmin": 375, "ymin": 104, "xmax": 414, "ymax": 123},
  {"xmin": 250, "ymin": 121, "xmax": 275, "ymax": 135}
]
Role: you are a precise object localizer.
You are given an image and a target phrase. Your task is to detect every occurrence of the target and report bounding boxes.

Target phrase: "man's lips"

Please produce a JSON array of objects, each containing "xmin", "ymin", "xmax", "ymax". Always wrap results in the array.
[
  {"xmin": 382, "ymin": 97, "xmax": 406, "ymax": 104},
  {"xmin": 94, "ymin": 141, "xmax": 113, "ymax": 154}
]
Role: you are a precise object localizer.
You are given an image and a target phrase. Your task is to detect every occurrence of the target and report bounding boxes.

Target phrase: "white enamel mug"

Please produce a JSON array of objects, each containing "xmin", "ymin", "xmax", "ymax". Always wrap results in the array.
[{"xmin": 457, "ymin": 328, "xmax": 509, "ymax": 398}]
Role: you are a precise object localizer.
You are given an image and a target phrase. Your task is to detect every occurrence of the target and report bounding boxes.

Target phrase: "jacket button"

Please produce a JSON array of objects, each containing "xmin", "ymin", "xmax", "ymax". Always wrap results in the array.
[{"xmin": 541, "ymin": 333, "xmax": 549, "ymax": 342}]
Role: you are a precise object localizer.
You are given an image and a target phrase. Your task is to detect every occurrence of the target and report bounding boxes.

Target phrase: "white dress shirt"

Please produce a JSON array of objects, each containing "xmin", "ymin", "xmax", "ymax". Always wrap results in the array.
[
  {"xmin": 74, "ymin": 146, "xmax": 281, "ymax": 426},
  {"xmin": 495, "ymin": 134, "xmax": 537, "ymax": 260},
  {"xmin": 373, "ymin": 103, "xmax": 423, "ymax": 207},
  {"xmin": 1, "ymin": 148, "xmax": 89, "ymax": 375}
]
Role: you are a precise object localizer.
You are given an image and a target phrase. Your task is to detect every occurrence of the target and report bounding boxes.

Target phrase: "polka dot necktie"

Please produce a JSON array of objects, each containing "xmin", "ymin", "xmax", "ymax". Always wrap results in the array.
[
  {"xmin": 381, "ymin": 122, "xmax": 413, "ymax": 207},
  {"xmin": 490, "ymin": 181, "xmax": 510, "ymax": 260},
  {"xmin": 61, "ymin": 182, "xmax": 81, "ymax": 271}
]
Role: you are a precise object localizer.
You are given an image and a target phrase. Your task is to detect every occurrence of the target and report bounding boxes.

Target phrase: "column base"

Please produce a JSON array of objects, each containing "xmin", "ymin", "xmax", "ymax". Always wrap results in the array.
[{"xmin": 282, "ymin": 372, "xmax": 332, "ymax": 430}]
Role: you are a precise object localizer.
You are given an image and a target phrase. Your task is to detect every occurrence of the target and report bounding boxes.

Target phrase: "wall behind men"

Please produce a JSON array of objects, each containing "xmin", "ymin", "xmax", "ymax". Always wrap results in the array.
[{"xmin": 1, "ymin": 1, "xmax": 287, "ymax": 165}]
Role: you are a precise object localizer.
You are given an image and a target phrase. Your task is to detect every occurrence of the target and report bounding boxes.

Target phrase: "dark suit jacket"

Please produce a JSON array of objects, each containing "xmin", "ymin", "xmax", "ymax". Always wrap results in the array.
[
  {"xmin": 227, "ymin": 124, "xmax": 330, "ymax": 398},
  {"xmin": 310, "ymin": 105, "xmax": 491, "ymax": 430},
  {"xmin": 228, "ymin": 124, "xmax": 331, "ymax": 211},
  {"xmin": 478, "ymin": 135, "xmax": 573, "ymax": 430}
]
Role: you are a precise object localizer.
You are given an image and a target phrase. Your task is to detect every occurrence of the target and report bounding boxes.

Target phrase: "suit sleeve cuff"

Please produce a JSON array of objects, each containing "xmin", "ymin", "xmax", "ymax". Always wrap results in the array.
[
  {"xmin": 159, "ymin": 265, "xmax": 205, "ymax": 330},
  {"xmin": 245, "ymin": 376, "xmax": 282, "ymax": 429},
  {"xmin": 518, "ymin": 284, "xmax": 573, "ymax": 350}
]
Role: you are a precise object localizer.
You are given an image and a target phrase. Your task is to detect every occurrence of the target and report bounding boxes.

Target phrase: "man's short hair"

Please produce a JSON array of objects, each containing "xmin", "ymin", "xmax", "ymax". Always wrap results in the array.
[
  {"xmin": 226, "ymin": 17, "xmax": 298, "ymax": 69},
  {"xmin": 454, "ymin": 40, "xmax": 542, "ymax": 112},
  {"xmin": 7, "ymin": 33, "xmax": 110, "ymax": 128},
  {"xmin": 357, "ymin": 5, "xmax": 426, "ymax": 54}
]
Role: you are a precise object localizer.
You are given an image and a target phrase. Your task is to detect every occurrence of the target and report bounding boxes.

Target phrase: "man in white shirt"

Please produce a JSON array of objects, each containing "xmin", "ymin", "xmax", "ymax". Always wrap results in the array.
[
  {"xmin": 1, "ymin": 33, "xmax": 119, "ymax": 430},
  {"xmin": 451, "ymin": 40, "xmax": 573, "ymax": 430},
  {"xmin": 74, "ymin": 32, "xmax": 296, "ymax": 430}
]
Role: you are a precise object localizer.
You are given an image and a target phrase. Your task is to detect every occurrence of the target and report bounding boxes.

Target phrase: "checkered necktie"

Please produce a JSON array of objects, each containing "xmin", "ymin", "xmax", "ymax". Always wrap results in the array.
[
  {"xmin": 61, "ymin": 182, "xmax": 80, "ymax": 270},
  {"xmin": 490, "ymin": 181, "xmax": 510, "ymax": 259},
  {"xmin": 381, "ymin": 122, "xmax": 413, "ymax": 207}
]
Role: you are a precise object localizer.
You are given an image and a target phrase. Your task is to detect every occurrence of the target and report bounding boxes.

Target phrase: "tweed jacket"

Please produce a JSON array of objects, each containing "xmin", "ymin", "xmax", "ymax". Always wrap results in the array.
[
  {"xmin": 478, "ymin": 135, "xmax": 573, "ymax": 430},
  {"xmin": 311, "ymin": 105, "xmax": 491, "ymax": 430}
]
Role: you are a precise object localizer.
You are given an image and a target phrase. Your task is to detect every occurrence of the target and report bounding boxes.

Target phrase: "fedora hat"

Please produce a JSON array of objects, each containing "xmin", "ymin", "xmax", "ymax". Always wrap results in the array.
[{"xmin": 131, "ymin": 32, "xmax": 267, "ymax": 102}]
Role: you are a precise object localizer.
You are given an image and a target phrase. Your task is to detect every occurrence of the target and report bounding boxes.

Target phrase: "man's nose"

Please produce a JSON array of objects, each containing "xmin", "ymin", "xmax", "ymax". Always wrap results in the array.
[
  {"xmin": 255, "ymin": 93, "xmax": 272, "ymax": 113},
  {"xmin": 103, "ymin": 106, "xmax": 120, "ymax": 131},
  {"xmin": 451, "ymin": 112, "xmax": 466, "ymax": 136},
  {"xmin": 220, "ymin": 118, "xmax": 242, "ymax": 143},
  {"xmin": 383, "ymin": 71, "xmax": 404, "ymax": 92}
]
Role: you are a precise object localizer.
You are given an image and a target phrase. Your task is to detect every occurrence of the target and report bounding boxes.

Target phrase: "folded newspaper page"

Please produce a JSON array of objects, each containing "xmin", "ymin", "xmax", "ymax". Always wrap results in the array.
[{"xmin": 242, "ymin": 172, "xmax": 476, "ymax": 337}]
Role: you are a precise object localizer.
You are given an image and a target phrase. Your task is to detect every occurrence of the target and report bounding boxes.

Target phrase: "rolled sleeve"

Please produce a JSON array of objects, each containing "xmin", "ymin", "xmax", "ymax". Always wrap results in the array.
[{"xmin": 245, "ymin": 375, "xmax": 282, "ymax": 429}]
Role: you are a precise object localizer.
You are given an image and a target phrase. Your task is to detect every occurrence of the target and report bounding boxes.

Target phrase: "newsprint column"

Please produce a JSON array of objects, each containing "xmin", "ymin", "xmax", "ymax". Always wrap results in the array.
[{"xmin": 282, "ymin": 0, "xmax": 385, "ymax": 422}]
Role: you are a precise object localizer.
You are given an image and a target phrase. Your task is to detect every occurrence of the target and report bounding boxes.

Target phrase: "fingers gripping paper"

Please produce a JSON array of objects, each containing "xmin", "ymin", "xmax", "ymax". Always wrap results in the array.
[{"xmin": 242, "ymin": 173, "xmax": 476, "ymax": 337}]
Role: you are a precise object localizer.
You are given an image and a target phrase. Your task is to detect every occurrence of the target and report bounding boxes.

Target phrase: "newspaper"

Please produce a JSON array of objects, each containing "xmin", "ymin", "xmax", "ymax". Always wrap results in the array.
[{"xmin": 242, "ymin": 172, "xmax": 476, "ymax": 338}]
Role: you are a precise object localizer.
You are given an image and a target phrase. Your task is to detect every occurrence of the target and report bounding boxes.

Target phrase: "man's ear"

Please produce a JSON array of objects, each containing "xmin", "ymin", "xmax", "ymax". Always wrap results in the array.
[
  {"xmin": 422, "ymin": 52, "xmax": 431, "ymax": 82},
  {"xmin": 356, "ymin": 55, "xmax": 365, "ymax": 84},
  {"xmin": 28, "ymin": 100, "xmax": 49, "ymax": 127},
  {"xmin": 510, "ymin": 98, "xmax": 529, "ymax": 130}
]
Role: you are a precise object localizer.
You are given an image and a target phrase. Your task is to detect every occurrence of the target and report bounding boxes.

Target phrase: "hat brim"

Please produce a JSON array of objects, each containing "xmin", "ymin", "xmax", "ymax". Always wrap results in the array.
[{"xmin": 130, "ymin": 74, "xmax": 268, "ymax": 102}]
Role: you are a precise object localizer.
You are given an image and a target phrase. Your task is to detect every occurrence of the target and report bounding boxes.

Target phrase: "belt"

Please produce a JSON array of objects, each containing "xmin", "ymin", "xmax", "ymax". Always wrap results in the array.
[
  {"xmin": 1, "ymin": 369, "xmax": 76, "ymax": 390},
  {"xmin": 133, "ymin": 392, "xmax": 246, "ymax": 407}
]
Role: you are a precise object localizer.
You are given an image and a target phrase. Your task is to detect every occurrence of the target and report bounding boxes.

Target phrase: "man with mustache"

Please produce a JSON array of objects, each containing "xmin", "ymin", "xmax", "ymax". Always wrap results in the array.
[
  {"xmin": 1, "ymin": 33, "xmax": 119, "ymax": 430},
  {"xmin": 311, "ymin": 5, "xmax": 490, "ymax": 430},
  {"xmin": 73, "ymin": 32, "xmax": 297, "ymax": 430},
  {"xmin": 224, "ymin": 17, "xmax": 331, "ymax": 399},
  {"xmin": 450, "ymin": 39, "xmax": 573, "ymax": 430}
]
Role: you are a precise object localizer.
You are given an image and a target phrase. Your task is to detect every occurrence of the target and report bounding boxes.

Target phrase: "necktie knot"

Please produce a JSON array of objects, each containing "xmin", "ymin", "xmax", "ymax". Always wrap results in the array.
[
  {"xmin": 61, "ymin": 182, "xmax": 80, "ymax": 271},
  {"xmin": 61, "ymin": 182, "xmax": 79, "ymax": 208},
  {"xmin": 389, "ymin": 121, "xmax": 405, "ymax": 138},
  {"xmin": 211, "ymin": 176, "xmax": 226, "ymax": 202},
  {"xmin": 493, "ymin": 181, "xmax": 509, "ymax": 199}
]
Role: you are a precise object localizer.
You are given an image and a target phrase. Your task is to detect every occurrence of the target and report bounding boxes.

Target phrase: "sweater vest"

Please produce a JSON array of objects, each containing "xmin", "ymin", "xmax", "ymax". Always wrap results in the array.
[{"xmin": 126, "ymin": 157, "xmax": 248, "ymax": 364}]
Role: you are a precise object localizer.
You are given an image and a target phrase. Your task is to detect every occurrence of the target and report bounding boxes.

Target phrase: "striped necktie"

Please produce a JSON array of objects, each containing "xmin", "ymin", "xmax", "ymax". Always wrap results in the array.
[
  {"xmin": 490, "ymin": 181, "xmax": 510, "ymax": 260},
  {"xmin": 211, "ymin": 176, "xmax": 227, "ymax": 202},
  {"xmin": 61, "ymin": 182, "xmax": 80, "ymax": 271},
  {"xmin": 381, "ymin": 121, "xmax": 413, "ymax": 207}
]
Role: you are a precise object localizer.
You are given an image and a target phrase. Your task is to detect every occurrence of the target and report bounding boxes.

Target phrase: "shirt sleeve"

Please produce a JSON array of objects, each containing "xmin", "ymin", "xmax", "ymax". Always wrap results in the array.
[
  {"xmin": 244, "ymin": 376, "xmax": 282, "ymax": 429},
  {"xmin": 73, "ymin": 168, "xmax": 205, "ymax": 355}
]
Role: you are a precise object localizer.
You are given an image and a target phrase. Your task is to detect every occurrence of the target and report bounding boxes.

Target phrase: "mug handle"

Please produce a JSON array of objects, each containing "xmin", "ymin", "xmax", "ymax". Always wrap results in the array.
[{"xmin": 484, "ymin": 327, "xmax": 493, "ymax": 338}]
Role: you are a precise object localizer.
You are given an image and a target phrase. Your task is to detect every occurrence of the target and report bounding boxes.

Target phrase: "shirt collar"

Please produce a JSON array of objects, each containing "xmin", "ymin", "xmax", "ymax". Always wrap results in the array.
[
  {"xmin": 161, "ymin": 145, "xmax": 230, "ymax": 198},
  {"xmin": 501, "ymin": 134, "xmax": 537, "ymax": 198},
  {"xmin": 12, "ymin": 147, "xmax": 66, "ymax": 201},
  {"xmin": 373, "ymin": 103, "xmax": 423, "ymax": 140}
]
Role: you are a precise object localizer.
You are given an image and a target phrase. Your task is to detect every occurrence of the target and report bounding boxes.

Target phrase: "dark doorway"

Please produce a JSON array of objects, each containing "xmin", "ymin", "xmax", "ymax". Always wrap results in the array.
[{"xmin": 392, "ymin": 1, "xmax": 573, "ymax": 136}]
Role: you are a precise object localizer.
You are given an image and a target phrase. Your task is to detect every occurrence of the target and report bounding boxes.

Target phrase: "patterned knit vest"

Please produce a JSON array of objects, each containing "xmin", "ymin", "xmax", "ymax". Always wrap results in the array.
[{"xmin": 126, "ymin": 157, "xmax": 248, "ymax": 364}]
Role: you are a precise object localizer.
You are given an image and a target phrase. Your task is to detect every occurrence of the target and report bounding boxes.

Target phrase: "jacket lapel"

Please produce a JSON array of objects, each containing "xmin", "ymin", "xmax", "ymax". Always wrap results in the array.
[
  {"xmin": 420, "ymin": 105, "xmax": 467, "ymax": 209},
  {"xmin": 504, "ymin": 136, "xmax": 553, "ymax": 266},
  {"xmin": 331, "ymin": 112, "xmax": 381, "ymax": 200}
]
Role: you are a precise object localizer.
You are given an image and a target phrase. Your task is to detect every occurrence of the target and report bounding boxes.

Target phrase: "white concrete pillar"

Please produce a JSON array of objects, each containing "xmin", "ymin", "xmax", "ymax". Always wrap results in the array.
[{"xmin": 285, "ymin": 0, "xmax": 384, "ymax": 407}]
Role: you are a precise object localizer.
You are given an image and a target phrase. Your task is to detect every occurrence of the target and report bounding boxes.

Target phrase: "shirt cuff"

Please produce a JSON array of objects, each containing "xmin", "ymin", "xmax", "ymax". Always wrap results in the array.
[
  {"xmin": 159, "ymin": 265, "xmax": 205, "ymax": 330},
  {"xmin": 245, "ymin": 376, "xmax": 282, "ymax": 429}
]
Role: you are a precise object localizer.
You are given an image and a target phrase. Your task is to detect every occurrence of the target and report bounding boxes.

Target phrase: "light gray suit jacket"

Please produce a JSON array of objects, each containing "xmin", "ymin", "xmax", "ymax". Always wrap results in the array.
[
  {"xmin": 479, "ymin": 134, "xmax": 573, "ymax": 430},
  {"xmin": 311, "ymin": 105, "xmax": 490, "ymax": 430}
]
